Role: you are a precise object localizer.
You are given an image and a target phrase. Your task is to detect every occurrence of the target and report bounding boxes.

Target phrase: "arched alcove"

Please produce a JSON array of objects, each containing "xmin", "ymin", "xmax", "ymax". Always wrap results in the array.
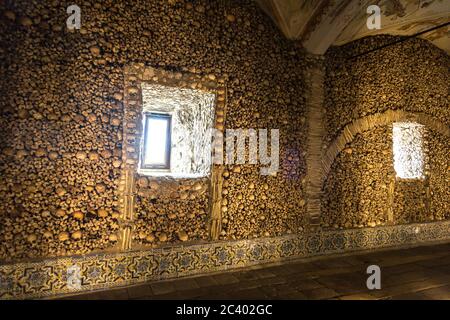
[
  {"xmin": 320, "ymin": 110, "xmax": 449, "ymax": 229},
  {"xmin": 322, "ymin": 110, "xmax": 450, "ymax": 184}
]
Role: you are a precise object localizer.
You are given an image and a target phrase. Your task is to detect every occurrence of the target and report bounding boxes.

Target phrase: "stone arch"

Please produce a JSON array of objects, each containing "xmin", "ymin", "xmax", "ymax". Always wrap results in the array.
[{"xmin": 322, "ymin": 110, "xmax": 450, "ymax": 186}]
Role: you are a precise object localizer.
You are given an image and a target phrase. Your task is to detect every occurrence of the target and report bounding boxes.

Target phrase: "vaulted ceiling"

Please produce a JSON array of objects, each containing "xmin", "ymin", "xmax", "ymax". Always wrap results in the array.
[{"xmin": 257, "ymin": 0, "xmax": 450, "ymax": 54}]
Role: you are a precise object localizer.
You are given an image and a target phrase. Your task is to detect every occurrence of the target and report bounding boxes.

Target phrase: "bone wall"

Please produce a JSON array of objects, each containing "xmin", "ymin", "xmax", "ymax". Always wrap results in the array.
[
  {"xmin": 0, "ymin": 0, "xmax": 308, "ymax": 262},
  {"xmin": 324, "ymin": 36, "xmax": 449, "ymax": 143},
  {"xmin": 322, "ymin": 36, "xmax": 449, "ymax": 229}
]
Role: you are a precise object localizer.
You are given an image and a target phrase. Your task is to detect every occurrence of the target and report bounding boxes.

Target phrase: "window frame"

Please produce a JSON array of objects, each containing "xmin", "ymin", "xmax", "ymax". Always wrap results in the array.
[{"xmin": 140, "ymin": 112, "xmax": 172, "ymax": 171}]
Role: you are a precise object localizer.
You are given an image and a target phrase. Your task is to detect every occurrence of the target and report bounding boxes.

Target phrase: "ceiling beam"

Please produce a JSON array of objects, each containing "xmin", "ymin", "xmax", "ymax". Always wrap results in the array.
[{"xmin": 301, "ymin": 0, "xmax": 373, "ymax": 54}]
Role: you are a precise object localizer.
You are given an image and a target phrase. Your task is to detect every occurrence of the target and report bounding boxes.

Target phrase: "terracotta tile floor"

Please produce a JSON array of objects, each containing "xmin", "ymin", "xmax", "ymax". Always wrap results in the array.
[{"xmin": 62, "ymin": 243, "xmax": 450, "ymax": 300}]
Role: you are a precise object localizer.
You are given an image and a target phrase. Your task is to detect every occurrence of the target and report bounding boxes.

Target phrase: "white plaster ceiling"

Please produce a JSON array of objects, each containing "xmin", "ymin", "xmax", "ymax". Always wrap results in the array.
[{"xmin": 257, "ymin": 0, "xmax": 450, "ymax": 54}]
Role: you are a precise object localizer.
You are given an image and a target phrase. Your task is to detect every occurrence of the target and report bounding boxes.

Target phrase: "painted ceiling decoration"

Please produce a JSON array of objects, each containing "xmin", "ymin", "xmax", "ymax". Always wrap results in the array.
[{"xmin": 257, "ymin": 0, "xmax": 450, "ymax": 54}]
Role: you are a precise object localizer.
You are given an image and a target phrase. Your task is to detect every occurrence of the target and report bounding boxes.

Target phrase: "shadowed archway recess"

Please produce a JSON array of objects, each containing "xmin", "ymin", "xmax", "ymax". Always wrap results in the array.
[{"xmin": 322, "ymin": 109, "xmax": 450, "ymax": 188}]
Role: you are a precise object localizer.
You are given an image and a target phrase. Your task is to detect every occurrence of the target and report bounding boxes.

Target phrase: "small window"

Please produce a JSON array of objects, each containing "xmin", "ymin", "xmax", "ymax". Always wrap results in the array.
[
  {"xmin": 141, "ymin": 113, "xmax": 171, "ymax": 170},
  {"xmin": 138, "ymin": 83, "xmax": 216, "ymax": 178},
  {"xmin": 392, "ymin": 122, "xmax": 425, "ymax": 180}
]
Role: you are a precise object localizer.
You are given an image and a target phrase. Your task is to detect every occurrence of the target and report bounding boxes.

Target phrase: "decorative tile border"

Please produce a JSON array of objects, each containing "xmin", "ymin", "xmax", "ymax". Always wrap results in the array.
[{"xmin": 0, "ymin": 220, "xmax": 449, "ymax": 299}]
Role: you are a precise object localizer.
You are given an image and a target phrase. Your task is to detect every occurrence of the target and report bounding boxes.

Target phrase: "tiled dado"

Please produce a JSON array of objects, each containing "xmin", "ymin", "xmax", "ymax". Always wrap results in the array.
[{"xmin": 1, "ymin": 221, "xmax": 449, "ymax": 299}]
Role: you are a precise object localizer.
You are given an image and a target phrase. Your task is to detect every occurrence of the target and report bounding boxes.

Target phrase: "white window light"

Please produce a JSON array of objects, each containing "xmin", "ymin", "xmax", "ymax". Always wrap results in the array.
[
  {"xmin": 392, "ymin": 122, "xmax": 425, "ymax": 180},
  {"xmin": 141, "ymin": 113, "xmax": 171, "ymax": 170}
]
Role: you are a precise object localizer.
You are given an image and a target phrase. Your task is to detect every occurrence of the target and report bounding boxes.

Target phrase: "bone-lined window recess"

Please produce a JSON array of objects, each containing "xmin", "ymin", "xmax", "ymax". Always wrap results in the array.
[
  {"xmin": 138, "ymin": 83, "xmax": 216, "ymax": 178},
  {"xmin": 393, "ymin": 122, "xmax": 425, "ymax": 180}
]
